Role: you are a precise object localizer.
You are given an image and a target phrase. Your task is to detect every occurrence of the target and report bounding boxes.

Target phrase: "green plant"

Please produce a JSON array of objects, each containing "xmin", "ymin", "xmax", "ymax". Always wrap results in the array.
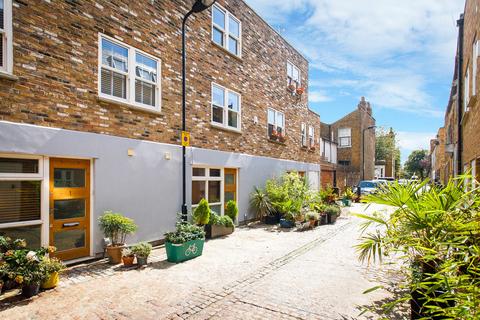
[
  {"xmin": 225, "ymin": 200, "xmax": 238, "ymax": 222},
  {"xmin": 98, "ymin": 211, "xmax": 138, "ymax": 246},
  {"xmin": 192, "ymin": 199, "xmax": 211, "ymax": 225},
  {"xmin": 165, "ymin": 219, "xmax": 206, "ymax": 244},
  {"xmin": 122, "ymin": 247, "xmax": 134, "ymax": 257},
  {"xmin": 343, "ymin": 187, "xmax": 355, "ymax": 200},
  {"xmin": 311, "ymin": 202, "xmax": 327, "ymax": 213},
  {"xmin": 0, "ymin": 236, "xmax": 27, "ymax": 253},
  {"xmin": 208, "ymin": 213, "xmax": 234, "ymax": 228},
  {"xmin": 324, "ymin": 205, "xmax": 340, "ymax": 216},
  {"xmin": 305, "ymin": 211, "xmax": 319, "ymax": 221},
  {"xmin": 250, "ymin": 187, "xmax": 273, "ymax": 218},
  {"xmin": 2, "ymin": 249, "xmax": 47, "ymax": 285},
  {"xmin": 39, "ymin": 256, "xmax": 65, "ymax": 277},
  {"xmin": 355, "ymin": 177, "xmax": 480, "ymax": 319},
  {"xmin": 131, "ymin": 242, "xmax": 152, "ymax": 258}
]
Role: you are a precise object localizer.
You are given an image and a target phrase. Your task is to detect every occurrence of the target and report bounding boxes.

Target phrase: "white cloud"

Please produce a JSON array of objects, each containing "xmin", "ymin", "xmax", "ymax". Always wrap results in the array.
[
  {"xmin": 397, "ymin": 131, "xmax": 436, "ymax": 162},
  {"xmin": 246, "ymin": 0, "xmax": 464, "ymax": 118},
  {"xmin": 309, "ymin": 90, "xmax": 331, "ymax": 103}
]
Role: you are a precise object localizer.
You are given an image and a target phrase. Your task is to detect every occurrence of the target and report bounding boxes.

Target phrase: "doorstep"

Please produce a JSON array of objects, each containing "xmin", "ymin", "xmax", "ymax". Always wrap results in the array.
[{"xmin": 60, "ymin": 244, "xmax": 167, "ymax": 288}]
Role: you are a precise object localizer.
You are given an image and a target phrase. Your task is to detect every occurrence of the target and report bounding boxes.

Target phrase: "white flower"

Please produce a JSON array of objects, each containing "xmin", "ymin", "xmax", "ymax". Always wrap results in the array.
[{"xmin": 26, "ymin": 251, "xmax": 38, "ymax": 262}]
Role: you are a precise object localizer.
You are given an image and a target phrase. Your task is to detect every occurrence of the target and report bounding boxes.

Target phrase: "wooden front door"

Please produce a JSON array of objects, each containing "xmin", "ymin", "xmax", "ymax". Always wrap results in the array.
[
  {"xmin": 224, "ymin": 168, "xmax": 237, "ymax": 209},
  {"xmin": 49, "ymin": 158, "xmax": 90, "ymax": 261}
]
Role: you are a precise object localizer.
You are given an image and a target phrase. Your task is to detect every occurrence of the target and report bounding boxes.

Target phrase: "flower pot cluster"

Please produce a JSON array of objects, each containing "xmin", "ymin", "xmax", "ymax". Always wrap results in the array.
[
  {"xmin": 269, "ymin": 130, "xmax": 286, "ymax": 143},
  {"xmin": 0, "ymin": 236, "xmax": 66, "ymax": 298},
  {"xmin": 250, "ymin": 172, "xmax": 342, "ymax": 230},
  {"xmin": 98, "ymin": 211, "xmax": 153, "ymax": 266}
]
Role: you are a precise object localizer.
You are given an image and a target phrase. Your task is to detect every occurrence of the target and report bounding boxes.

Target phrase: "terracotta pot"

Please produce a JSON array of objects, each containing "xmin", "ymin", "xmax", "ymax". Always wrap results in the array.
[
  {"xmin": 122, "ymin": 255, "xmax": 135, "ymax": 266},
  {"xmin": 106, "ymin": 245, "xmax": 124, "ymax": 264},
  {"xmin": 41, "ymin": 272, "xmax": 59, "ymax": 289},
  {"xmin": 22, "ymin": 283, "xmax": 40, "ymax": 298},
  {"xmin": 309, "ymin": 219, "xmax": 316, "ymax": 228}
]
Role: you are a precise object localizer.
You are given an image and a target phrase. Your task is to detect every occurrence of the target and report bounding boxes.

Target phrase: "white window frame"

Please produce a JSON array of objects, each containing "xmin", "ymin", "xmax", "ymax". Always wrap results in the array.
[
  {"xmin": 0, "ymin": 154, "xmax": 47, "ymax": 248},
  {"xmin": 338, "ymin": 127, "xmax": 352, "ymax": 148},
  {"xmin": 192, "ymin": 167, "xmax": 224, "ymax": 215},
  {"xmin": 287, "ymin": 61, "xmax": 301, "ymax": 88},
  {"xmin": 211, "ymin": 4, "xmax": 242, "ymax": 57},
  {"xmin": 211, "ymin": 82, "xmax": 242, "ymax": 131},
  {"xmin": 301, "ymin": 123, "xmax": 307, "ymax": 147},
  {"xmin": 308, "ymin": 126, "xmax": 315, "ymax": 148},
  {"xmin": 0, "ymin": 0, "xmax": 13, "ymax": 75},
  {"xmin": 97, "ymin": 34, "xmax": 162, "ymax": 112},
  {"xmin": 267, "ymin": 108, "xmax": 285, "ymax": 138}
]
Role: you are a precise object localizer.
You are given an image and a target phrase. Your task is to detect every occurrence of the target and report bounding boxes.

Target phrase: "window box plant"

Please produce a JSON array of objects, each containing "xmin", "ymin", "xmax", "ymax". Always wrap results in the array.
[
  {"xmin": 296, "ymin": 87, "xmax": 305, "ymax": 95},
  {"xmin": 131, "ymin": 242, "xmax": 152, "ymax": 266},
  {"xmin": 269, "ymin": 130, "xmax": 279, "ymax": 141},
  {"xmin": 121, "ymin": 248, "xmax": 135, "ymax": 266},
  {"xmin": 278, "ymin": 133, "xmax": 287, "ymax": 143},
  {"xmin": 165, "ymin": 220, "xmax": 205, "ymax": 263},
  {"xmin": 205, "ymin": 213, "xmax": 234, "ymax": 239},
  {"xmin": 98, "ymin": 211, "xmax": 138, "ymax": 264},
  {"xmin": 287, "ymin": 84, "xmax": 296, "ymax": 92}
]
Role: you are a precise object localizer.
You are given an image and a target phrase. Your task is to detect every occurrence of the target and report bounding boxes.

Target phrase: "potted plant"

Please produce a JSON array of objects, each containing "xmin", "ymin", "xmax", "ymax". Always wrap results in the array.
[
  {"xmin": 250, "ymin": 187, "xmax": 273, "ymax": 223},
  {"xmin": 192, "ymin": 199, "xmax": 211, "ymax": 226},
  {"xmin": 278, "ymin": 133, "xmax": 287, "ymax": 143},
  {"xmin": 287, "ymin": 84, "xmax": 296, "ymax": 92},
  {"xmin": 131, "ymin": 242, "xmax": 152, "ymax": 266},
  {"xmin": 205, "ymin": 213, "xmax": 235, "ymax": 239},
  {"xmin": 279, "ymin": 211, "xmax": 296, "ymax": 228},
  {"xmin": 325, "ymin": 205, "xmax": 340, "ymax": 224},
  {"xmin": 165, "ymin": 220, "xmax": 205, "ymax": 263},
  {"xmin": 342, "ymin": 188, "xmax": 354, "ymax": 206},
  {"xmin": 225, "ymin": 200, "xmax": 238, "ymax": 223},
  {"xmin": 296, "ymin": 87, "xmax": 305, "ymax": 95},
  {"xmin": 270, "ymin": 130, "xmax": 278, "ymax": 141},
  {"xmin": 40, "ymin": 255, "xmax": 66, "ymax": 290},
  {"xmin": 98, "ymin": 211, "xmax": 138, "ymax": 264},
  {"xmin": 121, "ymin": 248, "xmax": 135, "ymax": 266},
  {"xmin": 3, "ymin": 249, "xmax": 47, "ymax": 298},
  {"xmin": 305, "ymin": 211, "xmax": 319, "ymax": 228}
]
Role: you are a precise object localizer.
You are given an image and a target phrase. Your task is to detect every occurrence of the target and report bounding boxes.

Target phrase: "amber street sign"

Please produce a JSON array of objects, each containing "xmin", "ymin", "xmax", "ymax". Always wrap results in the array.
[{"xmin": 181, "ymin": 131, "xmax": 190, "ymax": 147}]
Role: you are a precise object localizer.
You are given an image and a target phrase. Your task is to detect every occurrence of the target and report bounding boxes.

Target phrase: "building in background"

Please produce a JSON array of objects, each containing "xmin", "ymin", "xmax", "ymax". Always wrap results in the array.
[
  {"xmin": 433, "ymin": 0, "xmax": 480, "ymax": 186},
  {"xmin": 374, "ymin": 128, "xmax": 397, "ymax": 179},
  {"xmin": 319, "ymin": 122, "xmax": 337, "ymax": 189},
  {"xmin": 323, "ymin": 97, "xmax": 376, "ymax": 190},
  {"xmin": 0, "ymin": 0, "xmax": 322, "ymax": 261},
  {"xmin": 429, "ymin": 128, "xmax": 446, "ymax": 184}
]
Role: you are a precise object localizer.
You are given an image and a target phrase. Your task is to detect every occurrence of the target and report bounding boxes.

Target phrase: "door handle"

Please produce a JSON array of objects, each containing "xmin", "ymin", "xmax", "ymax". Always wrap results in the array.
[{"xmin": 63, "ymin": 222, "xmax": 80, "ymax": 228}]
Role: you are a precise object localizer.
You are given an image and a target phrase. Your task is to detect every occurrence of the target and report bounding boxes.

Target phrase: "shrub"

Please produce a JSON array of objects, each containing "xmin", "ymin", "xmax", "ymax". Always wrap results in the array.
[
  {"xmin": 356, "ymin": 177, "xmax": 480, "ymax": 319},
  {"xmin": 98, "ymin": 211, "xmax": 138, "ymax": 246},
  {"xmin": 2, "ymin": 249, "xmax": 47, "ymax": 285},
  {"xmin": 165, "ymin": 220, "xmax": 206, "ymax": 244},
  {"xmin": 324, "ymin": 205, "xmax": 340, "ymax": 216},
  {"xmin": 208, "ymin": 213, "xmax": 234, "ymax": 228},
  {"xmin": 39, "ymin": 256, "xmax": 66, "ymax": 277},
  {"xmin": 305, "ymin": 211, "xmax": 319, "ymax": 221},
  {"xmin": 225, "ymin": 200, "xmax": 238, "ymax": 222},
  {"xmin": 192, "ymin": 199, "xmax": 210, "ymax": 225},
  {"xmin": 131, "ymin": 242, "xmax": 152, "ymax": 258},
  {"xmin": 250, "ymin": 187, "xmax": 273, "ymax": 218}
]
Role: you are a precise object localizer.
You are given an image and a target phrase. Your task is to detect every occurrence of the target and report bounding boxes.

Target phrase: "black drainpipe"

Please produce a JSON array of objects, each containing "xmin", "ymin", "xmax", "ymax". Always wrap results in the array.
[{"xmin": 457, "ymin": 14, "xmax": 464, "ymax": 176}]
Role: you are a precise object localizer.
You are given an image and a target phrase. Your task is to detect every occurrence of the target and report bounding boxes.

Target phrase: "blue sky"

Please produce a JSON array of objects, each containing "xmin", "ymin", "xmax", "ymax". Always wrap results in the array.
[{"xmin": 245, "ymin": 0, "xmax": 465, "ymax": 163}]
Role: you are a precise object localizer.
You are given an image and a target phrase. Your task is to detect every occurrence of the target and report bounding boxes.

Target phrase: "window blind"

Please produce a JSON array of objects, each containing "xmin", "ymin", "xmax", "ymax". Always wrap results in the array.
[{"xmin": 0, "ymin": 181, "xmax": 41, "ymax": 224}]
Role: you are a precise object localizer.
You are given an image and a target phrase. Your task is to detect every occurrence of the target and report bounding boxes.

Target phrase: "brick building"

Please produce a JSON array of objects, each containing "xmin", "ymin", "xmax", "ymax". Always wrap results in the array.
[
  {"xmin": 429, "ymin": 127, "xmax": 446, "ymax": 184},
  {"xmin": 434, "ymin": 0, "xmax": 480, "ymax": 186},
  {"xmin": 0, "ymin": 0, "xmax": 323, "ymax": 261},
  {"xmin": 319, "ymin": 122, "xmax": 337, "ymax": 189},
  {"xmin": 323, "ymin": 97, "xmax": 376, "ymax": 190}
]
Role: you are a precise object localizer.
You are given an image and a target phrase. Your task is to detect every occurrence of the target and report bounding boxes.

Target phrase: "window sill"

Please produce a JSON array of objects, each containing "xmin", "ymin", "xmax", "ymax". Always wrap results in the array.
[
  {"xmin": 0, "ymin": 71, "xmax": 19, "ymax": 81},
  {"xmin": 211, "ymin": 41, "xmax": 243, "ymax": 62},
  {"xmin": 268, "ymin": 138, "xmax": 286, "ymax": 145},
  {"xmin": 338, "ymin": 145, "xmax": 351, "ymax": 149},
  {"xmin": 210, "ymin": 122, "xmax": 242, "ymax": 134},
  {"xmin": 97, "ymin": 95, "xmax": 162, "ymax": 115}
]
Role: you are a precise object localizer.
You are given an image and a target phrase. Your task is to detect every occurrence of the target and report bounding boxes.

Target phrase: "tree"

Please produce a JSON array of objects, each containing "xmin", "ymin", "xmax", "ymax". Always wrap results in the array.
[
  {"xmin": 404, "ymin": 149, "xmax": 430, "ymax": 179},
  {"xmin": 375, "ymin": 127, "xmax": 401, "ymax": 177}
]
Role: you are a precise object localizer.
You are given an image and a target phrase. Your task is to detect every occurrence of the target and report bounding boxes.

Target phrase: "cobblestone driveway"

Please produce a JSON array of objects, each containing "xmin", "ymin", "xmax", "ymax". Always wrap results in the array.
[{"xmin": 0, "ymin": 205, "xmax": 400, "ymax": 320}]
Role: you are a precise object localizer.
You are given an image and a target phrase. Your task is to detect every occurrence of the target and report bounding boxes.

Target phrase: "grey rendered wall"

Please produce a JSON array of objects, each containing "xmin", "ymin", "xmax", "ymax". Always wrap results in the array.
[
  {"xmin": 189, "ymin": 147, "xmax": 320, "ymax": 222},
  {"xmin": 0, "ymin": 122, "xmax": 320, "ymax": 255},
  {"xmin": 0, "ymin": 121, "xmax": 182, "ymax": 254}
]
